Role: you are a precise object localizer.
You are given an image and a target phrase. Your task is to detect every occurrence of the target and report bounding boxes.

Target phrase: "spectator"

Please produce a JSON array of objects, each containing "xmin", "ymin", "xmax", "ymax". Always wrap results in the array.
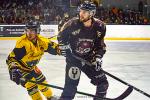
[
  {"xmin": 138, "ymin": 1, "xmax": 144, "ymax": 14},
  {"xmin": 0, "ymin": 0, "xmax": 149, "ymax": 25}
]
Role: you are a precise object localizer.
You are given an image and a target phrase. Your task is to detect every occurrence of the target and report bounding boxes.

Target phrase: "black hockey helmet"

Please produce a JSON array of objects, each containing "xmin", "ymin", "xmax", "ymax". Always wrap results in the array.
[
  {"xmin": 25, "ymin": 20, "xmax": 41, "ymax": 34},
  {"xmin": 78, "ymin": 1, "xmax": 96, "ymax": 17}
]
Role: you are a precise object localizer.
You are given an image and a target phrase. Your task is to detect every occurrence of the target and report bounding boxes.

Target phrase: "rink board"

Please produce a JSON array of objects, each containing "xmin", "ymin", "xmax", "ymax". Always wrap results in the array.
[{"xmin": 0, "ymin": 25, "xmax": 150, "ymax": 40}]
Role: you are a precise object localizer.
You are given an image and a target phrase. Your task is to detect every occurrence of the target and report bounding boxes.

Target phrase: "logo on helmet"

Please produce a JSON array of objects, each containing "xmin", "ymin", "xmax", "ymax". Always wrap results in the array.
[{"xmin": 78, "ymin": 1, "xmax": 96, "ymax": 17}]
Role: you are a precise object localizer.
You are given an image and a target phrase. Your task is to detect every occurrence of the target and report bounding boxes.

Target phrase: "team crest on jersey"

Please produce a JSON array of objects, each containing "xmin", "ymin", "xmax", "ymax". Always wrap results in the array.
[
  {"xmin": 72, "ymin": 29, "xmax": 80, "ymax": 35},
  {"xmin": 76, "ymin": 39, "xmax": 94, "ymax": 55},
  {"xmin": 97, "ymin": 31, "xmax": 102, "ymax": 37},
  {"xmin": 68, "ymin": 67, "xmax": 80, "ymax": 80}
]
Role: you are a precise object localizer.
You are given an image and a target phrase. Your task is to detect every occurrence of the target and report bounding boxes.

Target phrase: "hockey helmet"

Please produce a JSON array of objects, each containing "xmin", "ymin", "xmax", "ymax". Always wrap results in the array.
[
  {"xmin": 78, "ymin": 1, "xmax": 96, "ymax": 17},
  {"xmin": 25, "ymin": 20, "xmax": 41, "ymax": 34}
]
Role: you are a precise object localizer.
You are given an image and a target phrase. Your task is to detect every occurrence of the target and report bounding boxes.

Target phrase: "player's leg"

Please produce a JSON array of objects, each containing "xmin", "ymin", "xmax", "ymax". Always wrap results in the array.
[
  {"xmin": 6, "ymin": 57, "xmax": 43, "ymax": 100},
  {"xmin": 93, "ymin": 79, "xmax": 109, "ymax": 100},
  {"xmin": 60, "ymin": 60, "xmax": 81, "ymax": 100},
  {"xmin": 38, "ymin": 80, "xmax": 53, "ymax": 99},
  {"xmin": 24, "ymin": 78, "xmax": 43, "ymax": 100},
  {"xmin": 33, "ymin": 67, "xmax": 54, "ymax": 99},
  {"xmin": 82, "ymin": 65, "xmax": 109, "ymax": 100}
]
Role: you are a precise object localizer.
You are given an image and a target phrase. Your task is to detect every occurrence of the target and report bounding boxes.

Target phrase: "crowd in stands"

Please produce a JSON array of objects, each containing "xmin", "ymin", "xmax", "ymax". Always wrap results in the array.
[
  {"xmin": 96, "ymin": 7, "xmax": 149, "ymax": 25},
  {"xmin": 0, "ymin": 0, "xmax": 149, "ymax": 25},
  {"xmin": 0, "ymin": 0, "xmax": 64, "ymax": 24}
]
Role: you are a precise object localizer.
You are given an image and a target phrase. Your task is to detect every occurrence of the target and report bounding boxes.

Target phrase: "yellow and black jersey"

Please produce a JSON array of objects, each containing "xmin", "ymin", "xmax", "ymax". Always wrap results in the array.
[{"xmin": 7, "ymin": 34, "xmax": 59, "ymax": 71}]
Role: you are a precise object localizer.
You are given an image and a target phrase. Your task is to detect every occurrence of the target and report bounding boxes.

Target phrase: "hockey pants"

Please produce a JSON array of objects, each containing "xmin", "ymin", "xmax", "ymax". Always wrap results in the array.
[{"xmin": 60, "ymin": 57, "xmax": 109, "ymax": 100}]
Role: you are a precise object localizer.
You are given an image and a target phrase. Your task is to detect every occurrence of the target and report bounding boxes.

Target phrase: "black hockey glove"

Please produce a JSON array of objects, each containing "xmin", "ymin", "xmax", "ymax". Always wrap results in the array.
[
  {"xmin": 58, "ymin": 44, "xmax": 70, "ymax": 57},
  {"xmin": 95, "ymin": 57, "xmax": 102, "ymax": 71},
  {"xmin": 9, "ymin": 68, "xmax": 22, "ymax": 85}
]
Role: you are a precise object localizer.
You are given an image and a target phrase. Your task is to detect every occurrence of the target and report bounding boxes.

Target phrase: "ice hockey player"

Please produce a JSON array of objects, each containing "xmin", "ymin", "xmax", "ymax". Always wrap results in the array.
[
  {"xmin": 6, "ymin": 20, "xmax": 60, "ymax": 100},
  {"xmin": 58, "ymin": 1, "xmax": 109, "ymax": 100}
]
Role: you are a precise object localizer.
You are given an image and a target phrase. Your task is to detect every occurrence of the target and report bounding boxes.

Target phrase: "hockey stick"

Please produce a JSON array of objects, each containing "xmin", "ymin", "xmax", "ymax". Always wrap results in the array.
[
  {"xmin": 103, "ymin": 70, "xmax": 150, "ymax": 98},
  {"xmin": 20, "ymin": 78, "xmax": 132, "ymax": 100},
  {"xmin": 72, "ymin": 55, "xmax": 150, "ymax": 98},
  {"xmin": 48, "ymin": 35, "xmax": 58, "ymax": 39}
]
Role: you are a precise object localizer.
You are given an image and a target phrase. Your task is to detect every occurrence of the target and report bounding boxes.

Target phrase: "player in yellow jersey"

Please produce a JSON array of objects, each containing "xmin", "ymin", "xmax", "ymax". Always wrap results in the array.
[{"xmin": 6, "ymin": 20, "xmax": 60, "ymax": 100}]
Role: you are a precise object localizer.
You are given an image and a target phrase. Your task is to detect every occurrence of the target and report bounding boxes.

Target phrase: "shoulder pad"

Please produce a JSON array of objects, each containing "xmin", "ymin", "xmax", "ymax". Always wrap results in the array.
[
  {"xmin": 60, "ymin": 17, "xmax": 79, "ymax": 31},
  {"xmin": 15, "ymin": 34, "xmax": 27, "ymax": 48},
  {"xmin": 93, "ymin": 18, "xmax": 106, "ymax": 28},
  {"xmin": 37, "ymin": 34, "xmax": 50, "ymax": 43}
]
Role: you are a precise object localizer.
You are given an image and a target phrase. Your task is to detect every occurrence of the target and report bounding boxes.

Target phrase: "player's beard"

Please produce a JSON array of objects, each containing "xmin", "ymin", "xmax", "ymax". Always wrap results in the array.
[{"xmin": 79, "ymin": 15, "xmax": 91, "ymax": 23}]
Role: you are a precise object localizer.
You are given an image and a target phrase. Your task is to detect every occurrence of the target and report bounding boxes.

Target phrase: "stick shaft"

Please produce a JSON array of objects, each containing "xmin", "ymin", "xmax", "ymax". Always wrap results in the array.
[{"xmin": 73, "ymin": 54, "xmax": 150, "ymax": 98}]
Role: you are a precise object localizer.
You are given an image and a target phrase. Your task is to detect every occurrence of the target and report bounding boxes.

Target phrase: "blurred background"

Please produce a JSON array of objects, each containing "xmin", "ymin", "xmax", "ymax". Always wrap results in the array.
[{"xmin": 0, "ymin": 0, "xmax": 150, "ymax": 25}]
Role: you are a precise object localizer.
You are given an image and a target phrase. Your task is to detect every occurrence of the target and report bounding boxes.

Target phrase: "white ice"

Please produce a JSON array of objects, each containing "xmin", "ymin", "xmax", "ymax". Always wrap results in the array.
[{"xmin": 0, "ymin": 40, "xmax": 150, "ymax": 100}]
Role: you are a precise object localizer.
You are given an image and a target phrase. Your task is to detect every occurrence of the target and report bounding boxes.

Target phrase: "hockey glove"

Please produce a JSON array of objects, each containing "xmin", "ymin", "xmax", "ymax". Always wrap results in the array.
[
  {"xmin": 95, "ymin": 57, "xmax": 102, "ymax": 71},
  {"xmin": 6, "ymin": 58, "xmax": 24, "ymax": 85},
  {"xmin": 9, "ymin": 68, "xmax": 22, "ymax": 85},
  {"xmin": 58, "ymin": 44, "xmax": 70, "ymax": 57}
]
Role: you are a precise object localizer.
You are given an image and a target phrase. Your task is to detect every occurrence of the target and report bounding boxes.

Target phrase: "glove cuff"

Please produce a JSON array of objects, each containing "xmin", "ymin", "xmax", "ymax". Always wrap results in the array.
[
  {"xmin": 95, "ymin": 54, "xmax": 102, "ymax": 59},
  {"xmin": 59, "ymin": 44, "xmax": 70, "ymax": 50},
  {"xmin": 95, "ymin": 55, "xmax": 102, "ymax": 62}
]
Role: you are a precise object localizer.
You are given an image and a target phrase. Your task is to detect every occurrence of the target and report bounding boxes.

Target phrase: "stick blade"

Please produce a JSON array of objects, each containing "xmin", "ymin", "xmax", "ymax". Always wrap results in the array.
[{"xmin": 113, "ymin": 86, "xmax": 133, "ymax": 100}]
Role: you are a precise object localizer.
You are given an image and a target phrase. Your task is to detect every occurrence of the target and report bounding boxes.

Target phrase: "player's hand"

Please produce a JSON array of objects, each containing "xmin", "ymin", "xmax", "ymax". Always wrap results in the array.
[
  {"xmin": 95, "ymin": 57, "xmax": 102, "ymax": 71},
  {"xmin": 58, "ymin": 44, "xmax": 70, "ymax": 56}
]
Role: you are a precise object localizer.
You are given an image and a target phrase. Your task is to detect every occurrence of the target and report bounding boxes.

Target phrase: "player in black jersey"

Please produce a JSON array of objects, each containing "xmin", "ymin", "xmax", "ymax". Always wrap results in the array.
[{"xmin": 58, "ymin": 1, "xmax": 109, "ymax": 100}]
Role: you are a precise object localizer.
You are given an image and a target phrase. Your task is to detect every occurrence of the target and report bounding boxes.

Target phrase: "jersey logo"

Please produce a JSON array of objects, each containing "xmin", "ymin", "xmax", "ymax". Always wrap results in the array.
[
  {"xmin": 68, "ymin": 67, "xmax": 80, "ymax": 80},
  {"xmin": 72, "ymin": 29, "xmax": 80, "ymax": 35},
  {"xmin": 76, "ymin": 39, "xmax": 94, "ymax": 55},
  {"xmin": 97, "ymin": 31, "xmax": 102, "ymax": 37}
]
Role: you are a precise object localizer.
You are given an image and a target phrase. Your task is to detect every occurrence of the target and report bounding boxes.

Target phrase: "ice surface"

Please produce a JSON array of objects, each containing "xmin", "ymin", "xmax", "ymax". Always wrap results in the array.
[{"xmin": 0, "ymin": 40, "xmax": 150, "ymax": 100}]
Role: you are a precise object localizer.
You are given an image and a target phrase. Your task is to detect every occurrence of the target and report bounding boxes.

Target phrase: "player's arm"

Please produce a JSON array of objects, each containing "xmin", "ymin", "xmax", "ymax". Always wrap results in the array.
[
  {"xmin": 93, "ymin": 22, "xmax": 106, "ymax": 71},
  {"xmin": 6, "ymin": 44, "xmax": 26, "ymax": 85},
  {"xmin": 7, "ymin": 43, "xmax": 26, "ymax": 70},
  {"xmin": 57, "ymin": 19, "xmax": 73, "ymax": 56},
  {"xmin": 57, "ymin": 19, "xmax": 72, "ymax": 44},
  {"xmin": 94, "ymin": 23, "xmax": 106, "ymax": 58},
  {"xmin": 13, "ymin": 46, "xmax": 26, "ymax": 60}
]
